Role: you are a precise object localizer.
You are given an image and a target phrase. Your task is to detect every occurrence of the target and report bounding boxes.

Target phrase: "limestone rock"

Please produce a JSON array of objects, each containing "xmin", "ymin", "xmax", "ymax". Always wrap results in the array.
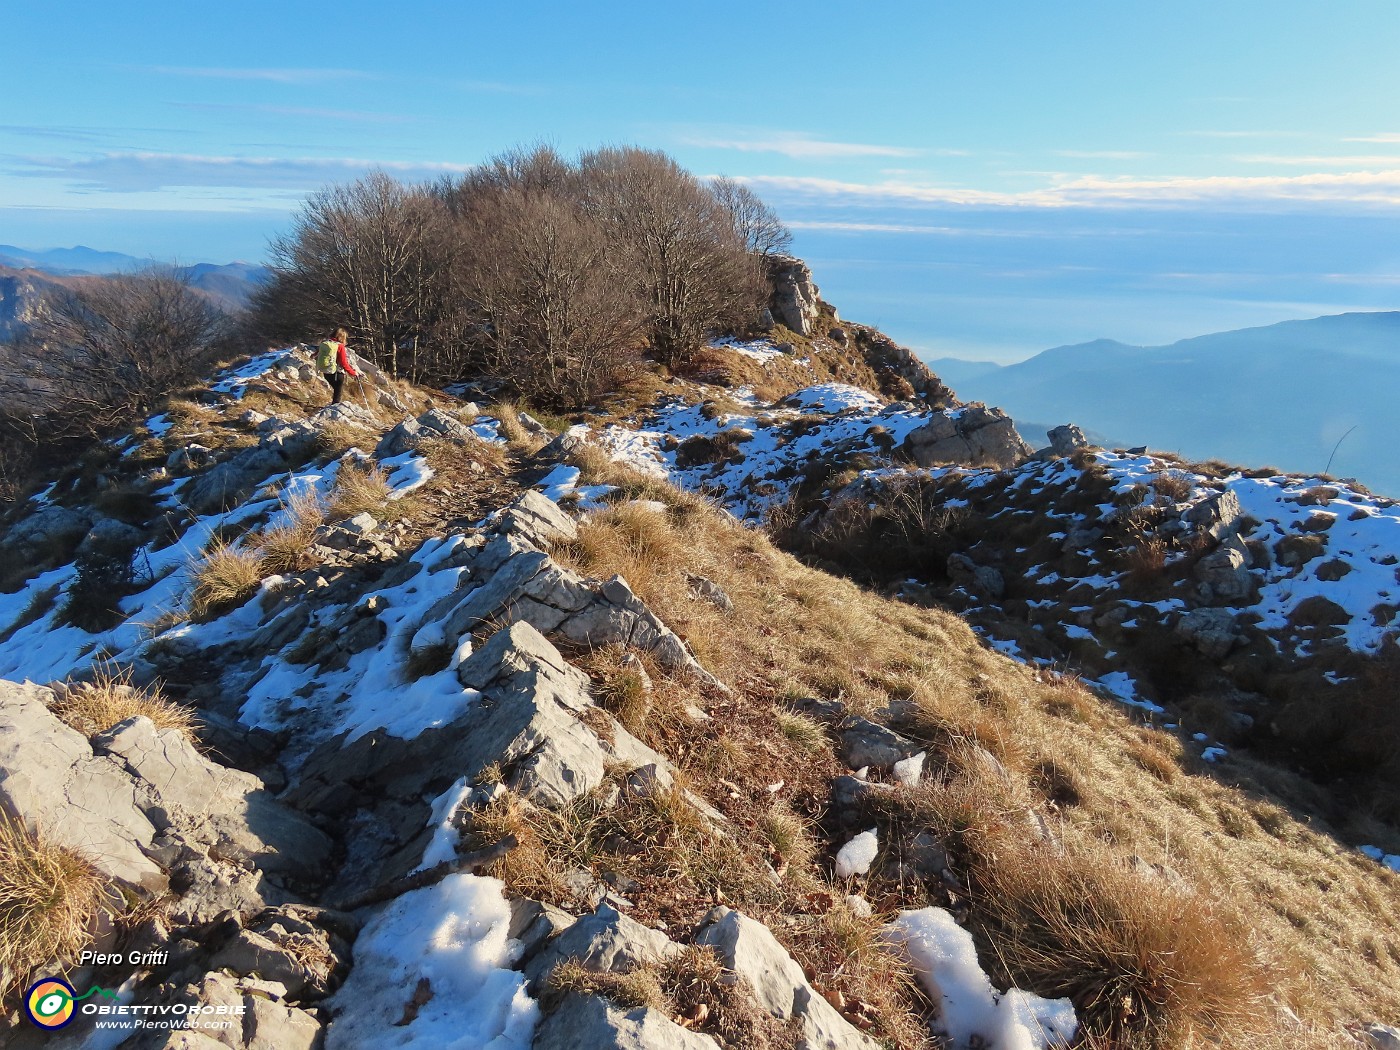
[
  {"xmin": 0, "ymin": 681, "xmax": 166, "ymax": 893},
  {"xmin": 1194, "ymin": 534, "xmax": 1255, "ymax": 604},
  {"xmin": 499, "ymin": 490, "xmax": 579, "ymax": 547},
  {"xmin": 1174, "ymin": 608, "xmax": 1243, "ymax": 659},
  {"xmin": 1047, "ymin": 423, "xmax": 1090, "ymax": 455},
  {"xmin": 2, "ymin": 504, "xmax": 94, "ymax": 562},
  {"xmin": 946, "ymin": 553, "xmax": 1005, "ymax": 600},
  {"xmin": 525, "ymin": 903, "xmax": 680, "ymax": 992},
  {"xmin": 168, "ymin": 444, "xmax": 215, "ymax": 471},
  {"xmin": 694, "ymin": 906, "xmax": 881, "ymax": 1050},
  {"xmin": 76, "ymin": 517, "xmax": 146, "ymax": 557},
  {"xmin": 1361, "ymin": 1022, "xmax": 1400, "ymax": 1050},
  {"xmin": 292, "ymin": 621, "xmax": 675, "ymax": 813},
  {"xmin": 375, "ymin": 406, "xmax": 479, "ymax": 458},
  {"xmin": 534, "ymin": 992, "xmax": 720, "ymax": 1050},
  {"xmin": 685, "ymin": 573, "xmax": 734, "ymax": 614},
  {"xmin": 768, "ymin": 255, "xmax": 822, "ymax": 336},
  {"xmin": 838, "ymin": 717, "xmax": 920, "ymax": 772},
  {"xmin": 903, "ymin": 404, "xmax": 1031, "ymax": 470},
  {"xmin": 94, "ymin": 715, "xmax": 333, "ymax": 882},
  {"xmin": 1185, "ymin": 489, "xmax": 1245, "ymax": 542}
]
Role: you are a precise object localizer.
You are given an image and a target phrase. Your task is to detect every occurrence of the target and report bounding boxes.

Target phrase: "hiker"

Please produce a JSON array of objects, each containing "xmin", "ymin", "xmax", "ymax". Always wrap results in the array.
[{"xmin": 317, "ymin": 328, "xmax": 360, "ymax": 405}]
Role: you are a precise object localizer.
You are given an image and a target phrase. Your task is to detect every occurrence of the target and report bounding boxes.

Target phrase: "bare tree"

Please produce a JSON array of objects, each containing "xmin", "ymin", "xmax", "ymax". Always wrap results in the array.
[
  {"xmin": 710, "ymin": 176, "xmax": 793, "ymax": 259},
  {"xmin": 253, "ymin": 171, "xmax": 456, "ymax": 380},
  {"xmin": 9, "ymin": 268, "xmax": 231, "ymax": 438},
  {"xmin": 457, "ymin": 181, "xmax": 643, "ymax": 407},
  {"xmin": 579, "ymin": 148, "xmax": 766, "ymax": 367}
]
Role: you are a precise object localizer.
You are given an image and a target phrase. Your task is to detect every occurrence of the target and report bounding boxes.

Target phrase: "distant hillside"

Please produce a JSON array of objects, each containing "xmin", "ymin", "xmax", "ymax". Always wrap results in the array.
[
  {"xmin": 0, "ymin": 243, "xmax": 155, "ymax": 274},
  {"xmin": 932, "ymin": 313, "xmax": 1400, "ymax": 496},
  {"xmin": 0, "ymin": 254, "xmax": 269, "ymax": 344}
]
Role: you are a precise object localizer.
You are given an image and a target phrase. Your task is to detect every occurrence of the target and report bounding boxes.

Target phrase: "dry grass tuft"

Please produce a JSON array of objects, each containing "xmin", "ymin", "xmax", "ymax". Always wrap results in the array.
[
  {"xmin": 982, "ymin": 848, "xmax": 1276, "ymax": 1048},
  {"xmin": 577, "ymin": 644, "xmax": 655, "ymax": 733},
  {"xmin": 0, "ymin": 816, "xmax": 113, "ymax": 997},
  {"xmin": 252, "ymin": 486, "xmax": 326, "ymax": 575},
  {"xmin": 50, "ymin": 669, "xmax": 196, "ymax": 741},
  {"xmin": 326, "ymin": 463, "xmax": 392, "ymax": 522},
  {"xmin": 188, "ymin": 538, "xmax": 264, "ymax": 620},
  {"xmin": 774, "ymin": 709, "xmax": 827, "ymax": 754},
  {"xmin": 545, "ymin": 959, "xmax": 668, "ymax": 1011}
]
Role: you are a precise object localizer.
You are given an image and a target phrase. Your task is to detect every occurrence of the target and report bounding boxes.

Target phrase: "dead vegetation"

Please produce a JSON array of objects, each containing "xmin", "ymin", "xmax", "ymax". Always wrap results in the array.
[
  {"xmin": 0, "ymin": 816, "xmax": 114, "ymax": 998},
  {"xmin": 533, "ymin": 455, "xmax": 1400, "ymax": 1047},
  {"xmin": 48, "ymin": 669, "xmax": 196, "ymax": 741}
]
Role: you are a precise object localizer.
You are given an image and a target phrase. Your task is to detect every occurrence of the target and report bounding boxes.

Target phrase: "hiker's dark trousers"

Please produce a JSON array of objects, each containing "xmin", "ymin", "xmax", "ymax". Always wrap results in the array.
[{"xmin": 324, "ymin": 371, "xmax": 345, "ymax": 404}]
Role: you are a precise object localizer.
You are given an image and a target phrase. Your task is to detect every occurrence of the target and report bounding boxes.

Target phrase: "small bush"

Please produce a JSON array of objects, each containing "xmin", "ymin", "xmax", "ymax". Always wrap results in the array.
[
  {"xmin": 56, "ymin": 546, "xmax": 138, "ymax": 633},
  {"xmin": 0, "ymin": 816, "xmax": 112, "ymax": 997},
  {"xmin": 675, "ymin": 430, "xmax": 749, "ymax": 469}
]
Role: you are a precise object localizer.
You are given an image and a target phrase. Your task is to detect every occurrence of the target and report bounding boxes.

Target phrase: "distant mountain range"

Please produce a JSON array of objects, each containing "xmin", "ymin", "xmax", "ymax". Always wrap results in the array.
[
  {"xmin": 0, "ymin": 247, "xmax": 271, "ymax": 339},
  {"xmin": 929, "ymin": 312, "xmax": 1400, "ymax": 497}
]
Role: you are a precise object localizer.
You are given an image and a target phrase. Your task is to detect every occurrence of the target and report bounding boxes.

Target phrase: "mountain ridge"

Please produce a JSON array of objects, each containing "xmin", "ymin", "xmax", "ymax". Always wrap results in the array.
[{"xmin": 929, "ymin": 311, "xmax": 1400, "ymax": 493}]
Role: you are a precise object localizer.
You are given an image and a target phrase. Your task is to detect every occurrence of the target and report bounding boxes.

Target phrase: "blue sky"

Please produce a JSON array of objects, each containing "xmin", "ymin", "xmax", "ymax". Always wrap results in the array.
[{"xmin": 6, "ymin": 1, "xmax": 1400, "ymax": 360}]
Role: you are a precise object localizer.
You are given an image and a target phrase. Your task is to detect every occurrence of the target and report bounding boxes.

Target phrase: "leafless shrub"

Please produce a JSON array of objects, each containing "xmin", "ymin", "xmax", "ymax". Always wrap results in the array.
[
  {"xmin": 711, "ymin": 176, "xmax": 793, "ymax": 258},
  {"xmin": 253, "ymin": 170, "xmax": 459, "ymax": 382},
  {"xmin": 579, "ymin": 146, "xmax": 767, "ymax": 366},
  {"xmin": 455, "ymin": 174, "xmax": 643, "ymax": 407},
  {"xmin": 4, "ymin": 268, "xmax": 232, "ymax": 441}
]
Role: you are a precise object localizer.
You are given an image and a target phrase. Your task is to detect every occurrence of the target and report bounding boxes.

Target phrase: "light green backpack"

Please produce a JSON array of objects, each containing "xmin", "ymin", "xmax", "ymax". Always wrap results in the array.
[{"xmin": 316, "ymin": 340, "xmax": 340, "ymax": 373}]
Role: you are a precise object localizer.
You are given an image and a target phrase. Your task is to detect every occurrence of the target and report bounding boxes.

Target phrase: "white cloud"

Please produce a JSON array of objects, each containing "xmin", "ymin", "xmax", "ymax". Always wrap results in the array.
[
  {"xmin": 682, "ymin": 134, "xmax": 922, "ymax": 160},
  {"xmin": 171, "ymin": 102, "xmax": 420, "ymax": 125},
  {"xmin": 739, "ymin": 169, "xmax": 1400, "ymax": 209},
  {"xmin": 7, "ymin": 152, "xmax": 472, "ymax": 193},
  {"xmin": 1235, "ymin": 153, "xmax": 1400, "ymax": 167},
  {"xmin": 1344, "ymin": 133, "xmax": 1400, "ymax": 144},
  {"xmin": 787, "ymin": 220, "xmax": 959, "ymax": 234}
]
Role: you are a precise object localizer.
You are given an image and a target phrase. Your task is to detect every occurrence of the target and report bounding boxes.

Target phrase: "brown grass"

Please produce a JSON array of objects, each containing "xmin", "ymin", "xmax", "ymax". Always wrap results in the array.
[
  {"xmin": 252, "ymin": 486, "xmax": 326, "ymax": 575},
  {"xmin": 0, "ymin": 816, "xmax": 113, "ymax": 997},
  {"xmin": 50, "ymin": 669, "xmax": 197, "ymax": 741},
  {"xmin": 326, "ymin": 463, "xmax": 392, "ymax": 522},
  {"xmin": 535, "ymin": 459, "xmax": 1397, "ymax": 1046},
  {"xmin": 188, "ymin": 538, "xmax": 264, "ymax": 620}
]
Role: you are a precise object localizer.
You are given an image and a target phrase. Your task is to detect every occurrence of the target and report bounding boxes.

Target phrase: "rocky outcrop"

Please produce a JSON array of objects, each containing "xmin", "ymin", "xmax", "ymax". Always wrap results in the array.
[
  {"xmin": 1194, "ymin": 534, "xmax": 1256, "ymax": 604},
  {"xmin": 524, "ymin": 903, "xmax": 680, "ymax": 992},
  {"xmin": 184, "ymin": 423, "xmax": 322, "ymax": 515},
  {"xmin": 2, "ymin": 504, "xmax": 95, "ymax": 563},
  {"xmin": 902, "ymin": 404, "xmax": 1032, "ymax": 469},
  {"xmin": 1048, "ymin": 423, "xmax": 1090, "ymax": 456},
  {"xmin": 408, "ymin": 501, "xmax": 715, "ymax": 686},
  {"xmin": 376, "ymin": 406, "xmax": 482, "ymax": 458},
  {"xmin": 1174, "ymin": 607, "xmax": 1244, "ymax": 659},
  {"xmin": 291, "ymin": 620, "xmax": 678, "ymax": 815},
  {"xmin": 768, "ymin": 255, "xmax": 823, "ymax": 336},
  {"xmin": 849, "ymin": 325, "xmax": 955, "ymax": 407},
  {"xmin": 0, "ymin": 681, "xmax": 166, "ymax": 893},
  {"xmin": 0, "ymin": 681, "xmax": 331, "ymax": 914}
]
